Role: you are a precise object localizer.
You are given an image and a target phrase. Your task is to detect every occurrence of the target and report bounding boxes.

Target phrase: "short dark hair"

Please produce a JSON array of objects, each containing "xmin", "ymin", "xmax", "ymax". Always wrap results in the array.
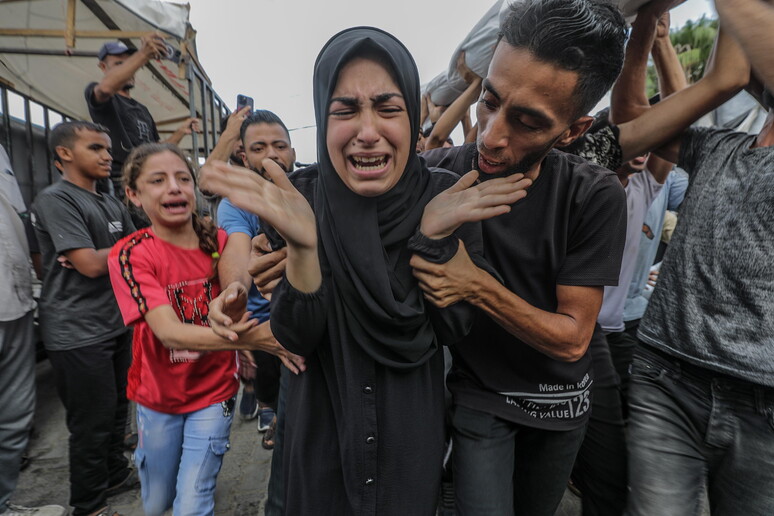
[
  {"xmin": 219, "ymin": 115, "xmax": 230, "ymax": 134},
  {"xmin": 500, "ymin": 0, "xmax": 626, "ymax": 119},
  {"xmin": 49, "ymin": 121, "xmax": 110, "ymax": 163},
  {"xmin": 240, "ymin": 110, "xmax": 291, "ymax": 143}
]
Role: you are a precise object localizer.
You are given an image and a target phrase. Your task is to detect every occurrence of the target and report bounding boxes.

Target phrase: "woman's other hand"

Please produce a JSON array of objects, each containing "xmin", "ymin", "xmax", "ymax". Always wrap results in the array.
[{"xmin": 420, "ymin": 170, "xmax": 531, "ymax": 239}]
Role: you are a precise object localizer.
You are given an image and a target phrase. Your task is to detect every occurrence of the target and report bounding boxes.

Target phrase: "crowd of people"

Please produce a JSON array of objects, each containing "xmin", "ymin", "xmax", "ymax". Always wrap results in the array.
[{"xmin": 1, "ymin": 0, "xmax": 772, "ymax": 515}]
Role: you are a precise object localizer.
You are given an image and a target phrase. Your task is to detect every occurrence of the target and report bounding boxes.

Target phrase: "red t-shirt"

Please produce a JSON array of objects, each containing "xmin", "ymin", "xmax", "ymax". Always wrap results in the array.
[{"xmin": 108, "ymin": 227, "xmax": 239, "ymax": 414}]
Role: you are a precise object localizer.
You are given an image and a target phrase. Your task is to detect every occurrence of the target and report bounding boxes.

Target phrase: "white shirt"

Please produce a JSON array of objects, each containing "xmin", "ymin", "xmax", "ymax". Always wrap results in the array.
[{"xmin": 0, "ymin": 145, "xmax": 35, "ymax": 321}]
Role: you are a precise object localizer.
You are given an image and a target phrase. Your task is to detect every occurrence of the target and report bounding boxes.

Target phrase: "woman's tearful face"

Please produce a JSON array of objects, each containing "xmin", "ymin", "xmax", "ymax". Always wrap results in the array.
[{"xmin": 326, "ymin": 57, "xmax": 411, "ymax": 197}]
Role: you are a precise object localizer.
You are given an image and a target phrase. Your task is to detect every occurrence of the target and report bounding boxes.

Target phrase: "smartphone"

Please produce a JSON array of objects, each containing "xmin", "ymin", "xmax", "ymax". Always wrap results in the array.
[
  {"xmin": 160, "ymin": 40, "xmax": 181, "ymax": 64},
  {"xmin": 236, "ymin": 94, "xmax": 254, "ymax": 114}
]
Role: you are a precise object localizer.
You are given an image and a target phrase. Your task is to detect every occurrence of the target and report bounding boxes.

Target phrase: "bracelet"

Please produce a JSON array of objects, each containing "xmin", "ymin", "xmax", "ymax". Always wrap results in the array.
[{"xmin": 407, "ymin": 229, "xmax": 459, "ymax": 264}]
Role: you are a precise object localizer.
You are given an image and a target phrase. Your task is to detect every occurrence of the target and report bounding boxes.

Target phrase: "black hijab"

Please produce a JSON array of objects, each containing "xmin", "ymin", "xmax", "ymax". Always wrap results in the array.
[{"xmin": 312, "ymin": 27, "xmax": 439, "ymax": 369}]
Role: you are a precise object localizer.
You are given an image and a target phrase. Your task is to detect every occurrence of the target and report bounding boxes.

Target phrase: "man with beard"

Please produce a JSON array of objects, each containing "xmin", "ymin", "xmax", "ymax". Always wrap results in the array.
[
  {"xmin": 207, "ymin": 110, "xmax": 299, "ymax": 516},
  {"xmin": 414, "ymin": 2, "xmax": 628, "ymax": 513},
  {"xmin": 412, "ymin": 0, "xmax": 755, "ymax": 509},
  {"xmin": 85, "ymin": 36, "xmax": 200, "ymax": 198},
  {"xmin": 213, "ymin": 109, "xmax": 297, "ymax": 427}
]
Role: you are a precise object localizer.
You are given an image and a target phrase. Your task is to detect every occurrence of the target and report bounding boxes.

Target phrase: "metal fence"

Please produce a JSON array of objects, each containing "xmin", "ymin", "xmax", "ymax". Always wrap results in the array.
[
  {"xmin": 0, "ymin": 86, "xmax": 73, "ymax": 208},
  {"xmin": 0, "ymin": 76, "xmax": 229, "ymax": 208}
]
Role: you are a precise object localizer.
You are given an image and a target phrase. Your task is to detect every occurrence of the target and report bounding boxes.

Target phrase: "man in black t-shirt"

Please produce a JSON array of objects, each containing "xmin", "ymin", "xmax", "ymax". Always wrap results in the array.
[
  {"xmin": 85, "ymin": 36, "xmax": 200, "ymax": 198},
  {"xmin": 412, "ymin": 1, "xmax": 628, "ymax": 514}
]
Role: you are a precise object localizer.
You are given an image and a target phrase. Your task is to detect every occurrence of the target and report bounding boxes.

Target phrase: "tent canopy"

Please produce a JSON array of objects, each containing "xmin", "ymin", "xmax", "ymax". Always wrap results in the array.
[{"xmin": 0, "ymin": 0, "xmax": 225, "ymax": 152}]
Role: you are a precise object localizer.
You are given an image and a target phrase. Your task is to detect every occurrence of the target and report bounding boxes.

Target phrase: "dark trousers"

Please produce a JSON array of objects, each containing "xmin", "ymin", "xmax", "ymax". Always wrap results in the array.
[
  {"xmin": 0, "ymin": 312, "xmax": 35, "ymax": 509},
  {"xmin": 572, "ymin": 384, "xmax": 628, "ymax": 516},
  {"xmin": 605, "ymin": 331, "xmax": 639, "ymax": 418},
  {"xmin": 264, "ymin": 365, "xmax": 288, "ymax": 516},
  {"xmin": 251, "ymin": 350, "xmax": 281, "ymax": 410},
  {"xmin": 451, "ymin": 404, "xmax": 587, "ymax": 516},
  {"xmin": 47, "ymin": 332, "xmax": 132, "ymax": 515},
  {"xmin": 626, "ymin": 345, "xmax": 774, "ymax": 516}
]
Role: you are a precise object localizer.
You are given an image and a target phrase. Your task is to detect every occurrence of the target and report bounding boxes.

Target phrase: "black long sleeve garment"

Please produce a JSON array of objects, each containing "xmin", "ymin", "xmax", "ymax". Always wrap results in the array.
[{"xmin": 269, "ymin": 166, "xmax": 487, "ymax": 515}]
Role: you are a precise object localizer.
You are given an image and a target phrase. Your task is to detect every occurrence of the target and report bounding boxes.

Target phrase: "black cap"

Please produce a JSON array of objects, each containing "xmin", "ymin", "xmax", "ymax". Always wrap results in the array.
[{"xmin": 98, "ymin": 41, "xmax": 136, "ymax": 61}]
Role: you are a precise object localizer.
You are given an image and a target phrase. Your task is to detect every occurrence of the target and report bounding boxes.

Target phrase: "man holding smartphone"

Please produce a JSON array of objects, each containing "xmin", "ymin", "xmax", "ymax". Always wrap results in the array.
[{"xmin": 84, "ymin": 34, "xmax": 201, "ymax": 198}]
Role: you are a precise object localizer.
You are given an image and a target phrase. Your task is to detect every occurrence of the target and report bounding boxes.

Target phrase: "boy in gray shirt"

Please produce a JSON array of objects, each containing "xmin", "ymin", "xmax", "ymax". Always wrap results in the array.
[{"xmin": 32, "ymin": 122, "xmax": 136, "ymax": 516}]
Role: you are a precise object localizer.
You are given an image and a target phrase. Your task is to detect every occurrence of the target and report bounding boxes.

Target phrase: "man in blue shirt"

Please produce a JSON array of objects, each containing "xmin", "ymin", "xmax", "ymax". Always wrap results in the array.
[
  {"xmin": 214, "ymin": 110, "xmax": 296, "ymax": 437},
  {"xmin": 622, "ymin": 169, "xmax": 688, "ymax": 328}
]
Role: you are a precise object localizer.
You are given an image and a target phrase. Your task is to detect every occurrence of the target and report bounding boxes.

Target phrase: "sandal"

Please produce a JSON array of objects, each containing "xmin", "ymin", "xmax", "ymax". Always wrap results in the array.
[{"xmin": 261, "ymin": 415, "xmax": 277, "ymax": 450}]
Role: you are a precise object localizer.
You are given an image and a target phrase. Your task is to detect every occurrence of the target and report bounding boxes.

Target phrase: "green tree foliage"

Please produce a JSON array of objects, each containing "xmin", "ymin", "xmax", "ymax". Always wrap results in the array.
[{"xmin": 646, "ymin": 15, "xmax": 718, "ymax": 98}]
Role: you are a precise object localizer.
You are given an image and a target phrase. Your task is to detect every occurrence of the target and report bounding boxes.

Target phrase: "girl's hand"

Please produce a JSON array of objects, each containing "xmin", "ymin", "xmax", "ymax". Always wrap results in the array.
[
  {"xmin": 420, "ymin": 171, "xmax": 531, "ymax": 239},
  {"xmin": 208, "ymin": 282, "xmax": 257, "ymax": 342},
  {"xmin": 200, "ymin": 159, "xmax": 317, "ymax": 250}
]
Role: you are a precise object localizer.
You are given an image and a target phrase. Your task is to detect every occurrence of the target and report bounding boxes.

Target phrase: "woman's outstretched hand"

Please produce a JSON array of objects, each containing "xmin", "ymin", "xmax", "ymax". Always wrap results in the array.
[
  {"xmin": 200, "ymin": 158, "xmax": 317, "ymax": 250},
  {"xmin": 420, "ymin": 170, "xmax": 531, "ymax": 239}
]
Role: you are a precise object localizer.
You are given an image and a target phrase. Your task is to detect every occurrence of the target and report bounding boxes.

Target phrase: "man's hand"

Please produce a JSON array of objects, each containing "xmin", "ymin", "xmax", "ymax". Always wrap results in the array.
[
  {"xmin": 180, "ymin": 117, "xmax": 202, "ymax": 135},
  {"xmin": 175, "ymin": 117, "xmax": 202, "ymax": 137},
  {"xmin": 639, "ymin": 0, "xmax": 685, "ymax": 19},
  {"xmin": 647, "ymin": 269, "xmax": 660, "ymax": 288},
  {"xmin": 456, "ymin": 50, "xmax": 480, "ymax": 85},
  {"xmin": 245, "ymin": 320, "xmax": 307, "ymax": 375},
  {"xmin": 224, "ymin": 106, "xmax": 251, "ymax": 140},
  {"xmin": 276, "ymin": 345, "xmax": 307, "ymax": 375},
  {"xmin": 208, "ymin": 281, "xmax": 257, "ymax": 342},
  {"xmin": 248, "ymin": 234, "xmax": 287, "ymax": 299},
  {"xmin": 426, "ymin": 94, "xmax": 447, "ymax": 124},
  {"xmin": 139, "ymin": 33, "xmax": 169, "ymax": 61},
  {"xmin": 410, "ymin": 240, "xmax": 483, "ymax": 308},
  {"xmin": 420, "ymin": 170, "xmax": 531, "ymax": 239},
  {"xmin": 236, "ymin": 329, "xmax": 306, "ymax": 376},
  {"xmin": 165, "ymin": 117, "xmax": 202, "ymax": 145},
  {"xmin": 203, "ymin": 107, "xmax": 250, "ymax": 165},
  {"xmin": 655, "ymin": 11, "xmax": 671, "ymax": 40},
  {"xmin": 238, "ymin": 350, "xmax": 257, "ymax": 381},
  {"xmin": 57, "ymin": 255, "xmax": 74, "ymax": 269}
]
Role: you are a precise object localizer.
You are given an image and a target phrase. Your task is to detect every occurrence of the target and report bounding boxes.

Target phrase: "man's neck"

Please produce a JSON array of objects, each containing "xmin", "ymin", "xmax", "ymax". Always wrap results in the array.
[
  {"xmin": 62, "ymin": 170, "xmax": 97, "ymax": 194},
  {"xmin": 525, "ymin": 162, "xmax": 543, "ymax": 183}
]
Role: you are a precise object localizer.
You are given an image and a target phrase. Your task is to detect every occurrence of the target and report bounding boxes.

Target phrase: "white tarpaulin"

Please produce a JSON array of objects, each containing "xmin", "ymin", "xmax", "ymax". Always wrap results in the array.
[
  {"xmin": 0, "ymin": 0, "xmax": 216, "ymax": 147},
  {"xmin": 616, "ymin": 0, "xmax": 688, "ymax": 18},
  {"xmin": 422, "ymin": 0, "xmax": 685, "ymax": 107},
  {"xmin": 423, "ymin": 0, "xmax": 510, "ymax": 107}
]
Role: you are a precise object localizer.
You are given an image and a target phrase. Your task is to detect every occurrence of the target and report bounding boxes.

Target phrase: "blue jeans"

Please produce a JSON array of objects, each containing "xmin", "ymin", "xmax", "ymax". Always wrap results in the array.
[
  {"xmin": 451, "ymin": 404, "xmax": 587, "ymax": 516},
  {"xmin": 626, "ymin": 346, "xmax": 774, "ymax": 516},
  {"xmin": 135, "ymin": 399, "xmax": 235, "ymax": 516}
]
